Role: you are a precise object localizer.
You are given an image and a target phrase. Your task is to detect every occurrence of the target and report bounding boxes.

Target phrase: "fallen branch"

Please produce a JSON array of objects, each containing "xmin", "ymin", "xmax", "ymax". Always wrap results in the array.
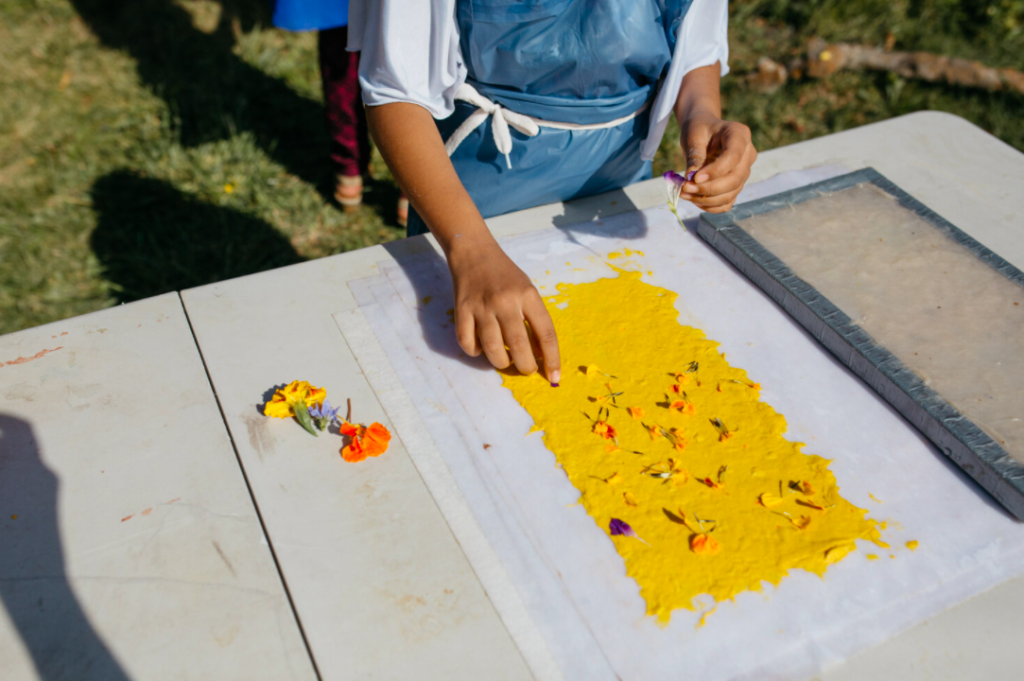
[{"xmin": 803, "ymin": 37, "xmax": 1024, "ymax": 95}]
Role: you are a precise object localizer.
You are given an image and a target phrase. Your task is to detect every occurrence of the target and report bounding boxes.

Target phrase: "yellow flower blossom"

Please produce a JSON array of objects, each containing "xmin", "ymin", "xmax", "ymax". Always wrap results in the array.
[{"xmin": 264, "ymin": 380, "xmax": 326, "ymax": 419}]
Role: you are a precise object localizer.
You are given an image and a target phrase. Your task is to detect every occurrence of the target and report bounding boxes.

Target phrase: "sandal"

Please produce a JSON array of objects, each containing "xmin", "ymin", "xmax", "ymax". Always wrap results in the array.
[{"xmin": 334, "ymin": 174, "xmax": 363, "ymax": 212}]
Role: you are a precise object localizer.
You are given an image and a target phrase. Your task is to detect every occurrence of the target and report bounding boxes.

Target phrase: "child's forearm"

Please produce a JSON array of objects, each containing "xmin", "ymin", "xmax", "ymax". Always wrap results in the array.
[
  {"xmin": 366, "ymin": 102, "xmax": 495, "ymax": 260},
  {"xmin": 366, "ymin": 101, "xmax": 561, "ymax": 381},
  {"xmin": 674, "ymin": 63, "xmax": 722, "ymax": 123},
  {"xmin": 670, "ymin": 62, "xmax": 757, "ymax": 213}
]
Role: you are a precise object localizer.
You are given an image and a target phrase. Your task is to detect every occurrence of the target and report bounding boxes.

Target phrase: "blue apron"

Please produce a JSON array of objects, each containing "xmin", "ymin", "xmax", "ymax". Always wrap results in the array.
[{"xmin": 408, "ymin": 0, "xmax": 692, "ymax": 236}]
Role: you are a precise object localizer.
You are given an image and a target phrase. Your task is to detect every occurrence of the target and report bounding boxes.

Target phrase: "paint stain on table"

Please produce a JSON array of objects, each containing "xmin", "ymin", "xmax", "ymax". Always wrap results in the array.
[{"xmin": 1, "ymin": 346, "xmax": 63, "ymax": 367}]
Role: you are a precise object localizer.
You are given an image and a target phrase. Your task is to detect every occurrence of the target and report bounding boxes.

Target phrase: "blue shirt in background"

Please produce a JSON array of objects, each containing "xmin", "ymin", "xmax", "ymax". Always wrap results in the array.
[{"xmin": 272, "ymin": 0, "xmax": 348, "ymax": 31}]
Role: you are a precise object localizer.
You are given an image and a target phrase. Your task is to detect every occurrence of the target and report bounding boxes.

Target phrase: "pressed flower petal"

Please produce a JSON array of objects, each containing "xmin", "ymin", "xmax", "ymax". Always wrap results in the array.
[
  {"xmin": 759, "ymin": 492, "xmax": 783, "ymax": 508},
  {"xmin": 790, "ymin": 515, "xmax": 812, "ymax": 530},
  {"xmin": 824, "ymin": 543, "xmax": 856, "ymax": 564},
  {"xmin": 604, "ymin": 472, "xmax": 622, "ymax": 485},
  {"xmin": 592, "ymin": 421, "xmax": 616, "ymax": 440},
  {"xmin": 623, "ymin": 491, "xmax": 638, "ymax": 507},
  {"xmin": 628, "ymin": 406, "xmax": 645, "ymax": 420},
  {"xmin": 609, "ymin": 518, "xmax": 649, "ymax": 545},
  {"xmin": 690, "ymin": 533, "xmax": 721, "ymax": 555},
  {"xmin": 609, "ymin": 518, "xmax": 630, "ymax": 535}
]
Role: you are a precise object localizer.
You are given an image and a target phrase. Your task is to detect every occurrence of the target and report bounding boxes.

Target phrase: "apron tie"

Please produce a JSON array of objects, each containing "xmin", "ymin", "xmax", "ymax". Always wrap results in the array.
[
  {"xmin": 445, "ymin": 83, "xmax": 540, "ymax": 169},
  {"xmin": 444, "ymin": 82, "xmax": 649, "ymax": 170}
]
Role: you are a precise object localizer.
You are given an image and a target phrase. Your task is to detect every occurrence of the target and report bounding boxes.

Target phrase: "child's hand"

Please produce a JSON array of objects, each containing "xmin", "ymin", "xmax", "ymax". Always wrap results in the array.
[
  {"xmin": 448, "ymin": 237, "xmax": 561, "ymax": 383},
  {"xmin": 679, "ymin": 111, "xmax": 757, "ymax": 214}
]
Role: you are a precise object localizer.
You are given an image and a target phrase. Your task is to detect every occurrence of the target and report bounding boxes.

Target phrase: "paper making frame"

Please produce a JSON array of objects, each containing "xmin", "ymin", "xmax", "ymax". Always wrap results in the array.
[{"xmin": 697, "ymin": 168, "xmax": 1024, "ymax": 520}]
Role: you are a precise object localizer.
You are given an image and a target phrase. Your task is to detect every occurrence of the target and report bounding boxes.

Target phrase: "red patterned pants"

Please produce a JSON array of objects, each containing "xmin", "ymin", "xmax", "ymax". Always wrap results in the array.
[{"xmin": 319, "ymin": 26, "xmax": 371, "ymax": 178}]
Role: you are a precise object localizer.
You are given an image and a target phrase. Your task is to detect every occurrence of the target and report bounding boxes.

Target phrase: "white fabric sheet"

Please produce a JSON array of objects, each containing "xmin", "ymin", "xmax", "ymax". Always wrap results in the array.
[{"xmin": 338, "ymin": 168, "xmax": 1024, "ymax": 681}]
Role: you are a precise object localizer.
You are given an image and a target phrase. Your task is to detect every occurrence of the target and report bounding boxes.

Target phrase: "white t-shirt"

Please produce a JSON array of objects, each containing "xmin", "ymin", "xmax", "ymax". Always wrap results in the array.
[{"xmin": 347, "ymin": 0, "xmax": 729, "ymax": 161}]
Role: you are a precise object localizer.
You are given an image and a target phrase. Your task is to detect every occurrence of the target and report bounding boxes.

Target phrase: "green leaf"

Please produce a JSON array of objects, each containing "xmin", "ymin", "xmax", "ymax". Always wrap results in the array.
[{"xmin": 293, "ymin": 402, "xmax": 318, "ymax": 437}]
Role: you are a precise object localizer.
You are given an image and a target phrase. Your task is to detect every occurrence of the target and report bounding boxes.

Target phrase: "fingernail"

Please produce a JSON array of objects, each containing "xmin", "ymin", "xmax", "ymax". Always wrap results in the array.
[{"xmin": 550, "ymin": 369, "xmax": 561, "ymax": 387}]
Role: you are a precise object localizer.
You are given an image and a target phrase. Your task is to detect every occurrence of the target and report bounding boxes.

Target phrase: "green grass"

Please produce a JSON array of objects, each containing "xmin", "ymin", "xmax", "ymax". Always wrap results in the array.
[{"xmin": 2, "ymin": 0, "xmax": 1023, "ymax": 334}]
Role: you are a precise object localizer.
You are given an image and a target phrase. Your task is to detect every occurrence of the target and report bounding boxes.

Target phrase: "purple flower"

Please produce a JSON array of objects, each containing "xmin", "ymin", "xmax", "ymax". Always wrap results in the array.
[
  {"xmin": 309, "ymin": 399, "xmax": 342, "ymax": 431},
  {"xmin": 609, "ymin": 518, "xmax": 650, "ymax": 545},
  {"xmin": 663, "ymin": 169, "xmax": 697, "ymax": 186},
  {"xmin": 663, "ymin": 170, "xmax": 687, "ymax": 186}
]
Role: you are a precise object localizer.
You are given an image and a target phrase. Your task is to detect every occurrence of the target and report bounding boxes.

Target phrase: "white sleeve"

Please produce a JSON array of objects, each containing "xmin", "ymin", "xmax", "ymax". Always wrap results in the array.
[
  {"xmin": 347, "ymin": 0, "xmax": 466, "ymax": 119},
  {"xmin": 641, "ymin": 0, "xmax": 730, "ymax": 161}
]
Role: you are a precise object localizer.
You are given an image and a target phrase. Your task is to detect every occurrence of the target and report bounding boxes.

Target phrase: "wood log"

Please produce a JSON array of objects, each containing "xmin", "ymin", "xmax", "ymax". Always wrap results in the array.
[{"xmin": 804, "ymin": 37, "xmax": 1024, "ymax": 95}]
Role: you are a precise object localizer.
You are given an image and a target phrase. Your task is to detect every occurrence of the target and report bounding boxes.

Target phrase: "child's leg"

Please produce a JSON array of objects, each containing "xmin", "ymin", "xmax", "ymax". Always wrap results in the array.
[{"xmin": 319, "ymin": 26, "xmax": 371, "ymax": 206}]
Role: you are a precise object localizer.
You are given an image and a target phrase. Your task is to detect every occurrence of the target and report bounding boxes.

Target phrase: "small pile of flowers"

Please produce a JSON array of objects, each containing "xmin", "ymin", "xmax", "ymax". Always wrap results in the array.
[{"xmin": 263, "ymin": 380, "xmax": 391, "ymax": 463}]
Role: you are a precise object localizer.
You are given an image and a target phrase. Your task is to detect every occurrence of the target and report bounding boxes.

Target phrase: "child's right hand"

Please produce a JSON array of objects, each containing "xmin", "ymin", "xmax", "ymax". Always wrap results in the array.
[{"xmin": 447, "ymin": 236, "xmax": 561, "ymax": 384}]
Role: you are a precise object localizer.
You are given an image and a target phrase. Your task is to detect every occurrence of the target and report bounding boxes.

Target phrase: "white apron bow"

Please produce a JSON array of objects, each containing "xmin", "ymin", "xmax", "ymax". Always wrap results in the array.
[{"xmin": 444, "ymin": 82, "xmax": 651, "ymax": 170}]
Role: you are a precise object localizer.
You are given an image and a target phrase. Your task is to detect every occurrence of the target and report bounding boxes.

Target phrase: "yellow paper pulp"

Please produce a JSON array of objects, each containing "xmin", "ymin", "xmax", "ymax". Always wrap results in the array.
[{"xmin": 501, "ymin": 271, "xmax": 885, "ymax": 622}]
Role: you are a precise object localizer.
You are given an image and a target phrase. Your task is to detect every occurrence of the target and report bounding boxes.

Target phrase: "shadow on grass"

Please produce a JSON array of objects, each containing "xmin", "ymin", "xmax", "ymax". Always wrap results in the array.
[
  {"xmin": 90, "ymin": 170, "xmax": 303, "ymax": 302},
  {"xmin": 69, "ymin": 0, "xmax": 335, "ymax": 200}
]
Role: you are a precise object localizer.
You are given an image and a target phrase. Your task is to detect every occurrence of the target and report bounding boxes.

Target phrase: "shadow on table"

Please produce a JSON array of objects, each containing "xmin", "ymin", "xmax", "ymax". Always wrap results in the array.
[
  {"xmin": 68, "ymin": 0, "xmax": 335, "ymax": 201},
  {"xmin": 380, "ymin": 187, "xmax": 650, "ymax": 371},
  {"xmin": 0, "ymin": 414, "xmax": 132, "ymax": 681},
  {"xmin": 89, "ymin": 170, "xmax": 303, "ymax": 303}
]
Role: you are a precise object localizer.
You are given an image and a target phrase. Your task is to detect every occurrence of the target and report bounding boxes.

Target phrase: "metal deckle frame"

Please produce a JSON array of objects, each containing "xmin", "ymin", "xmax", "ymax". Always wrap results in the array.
[{"xmin": 697, "ymin": 167, "xmax": 1024, "ymax": 520}]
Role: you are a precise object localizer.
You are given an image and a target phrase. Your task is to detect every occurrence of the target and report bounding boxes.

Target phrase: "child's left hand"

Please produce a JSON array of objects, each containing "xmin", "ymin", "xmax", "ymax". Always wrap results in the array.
[{"xmin": 679, "ymin": 111, "xmax": 758, "ymax": 214}]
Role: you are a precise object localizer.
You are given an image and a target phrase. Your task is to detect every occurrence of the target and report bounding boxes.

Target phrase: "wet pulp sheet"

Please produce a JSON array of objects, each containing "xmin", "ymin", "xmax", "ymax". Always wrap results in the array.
[
  {"xmin": 737, "ymin": 182, "xmax": 1024, "ymax": 465},
  {"xmin": 501, "ymin": 270, "xmax": 886, "ymax": 623},
  {"xmin": 338, "ymin": 169, "xmax": 1024, "ymax": 681}
]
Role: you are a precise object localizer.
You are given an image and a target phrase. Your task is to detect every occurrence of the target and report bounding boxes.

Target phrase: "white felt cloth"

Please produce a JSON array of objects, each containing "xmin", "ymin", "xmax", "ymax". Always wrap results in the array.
[{"xmin": 337, "ymin": 167, "xmax": 1024, "ymax": 680}]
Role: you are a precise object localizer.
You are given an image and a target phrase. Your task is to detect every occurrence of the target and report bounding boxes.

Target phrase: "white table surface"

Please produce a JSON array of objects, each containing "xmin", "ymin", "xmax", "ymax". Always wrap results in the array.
[
  {"xmin": 4, "ymin": 111, "xmax": 1022, "ymax": 680},
  {"xmin": 181, "ymin": 111, "xmax": 1024, "ymax": 680},
  {"xmin": 0, "ymin": 294, "xmax": 315, "ymax": 680}
]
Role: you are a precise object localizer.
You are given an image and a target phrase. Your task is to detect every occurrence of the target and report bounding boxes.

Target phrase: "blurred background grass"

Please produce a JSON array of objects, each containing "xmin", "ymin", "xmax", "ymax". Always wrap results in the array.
[{"xmin": 2, "ymin": 0, "xmax": 1022, "ymax": 335}]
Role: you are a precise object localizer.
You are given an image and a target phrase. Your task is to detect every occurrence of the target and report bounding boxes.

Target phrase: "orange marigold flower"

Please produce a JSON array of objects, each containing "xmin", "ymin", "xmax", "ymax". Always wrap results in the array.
[
  {"xmin": 592, "ymin": 421, "xmax": 616, "ymax": 440},
  {"xmin": 648, "ymin": 424, "xmax": 663, "ymax": 440},
  {"xmin": 670, "ymin": 384, "xmax": 682, "ymax": 394},
  {"xmin": 702, "ymin": 477, "xmax": 723, "ymax": 490},
  {"xmin": 674, "ymin": 372, "xmax": 690, "ymax": 385},
  {"xmin": 800, "ymin": 480, "xmax": 814, "ymax": 495},
  {"xmin": 690, "ymin": 533, "xmax": 721, "ymax": 555},
  {"xmin": 341, "ymin": 421, "xmax": 392, "ymax": 463},
  {"xmin": 627, "ymin": 406, "xmax": 645, "ymax": 420}
]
